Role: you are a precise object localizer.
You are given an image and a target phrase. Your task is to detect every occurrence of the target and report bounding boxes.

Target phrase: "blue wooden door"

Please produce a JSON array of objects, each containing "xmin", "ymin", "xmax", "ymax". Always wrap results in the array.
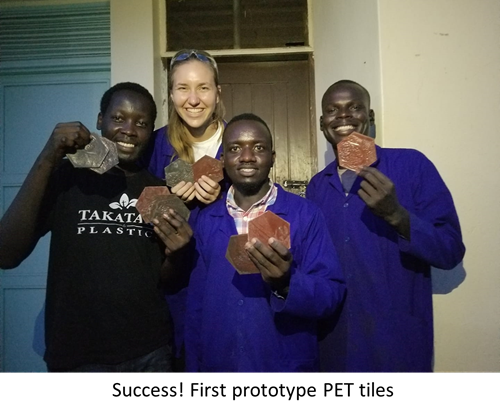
[{"xmin": 0, "ymin": 2, "xmax": 111, "ymax": 372}]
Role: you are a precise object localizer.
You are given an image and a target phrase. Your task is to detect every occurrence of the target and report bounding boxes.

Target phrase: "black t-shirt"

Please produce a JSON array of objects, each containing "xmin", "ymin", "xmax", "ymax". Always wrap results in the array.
[{"xmin": 40, "ymin": 162, "xmax": 171, "ymax": 370}]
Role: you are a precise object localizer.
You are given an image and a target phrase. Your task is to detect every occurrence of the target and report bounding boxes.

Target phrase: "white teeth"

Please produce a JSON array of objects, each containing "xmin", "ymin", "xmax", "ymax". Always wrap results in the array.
[
  {"xmin": 117, "ymin": 142, "xmax": 135, "ymax": 148},
  {"xmin": 186, "ymin": 108, "xmax": 203, "ymax": 113},
  {"xmin": 240, "ymin": 168, "xmax": 255, "ymax": 173},
  {"xmin": 334, "ymin": 125, "xmax": 355, "ymax": 131}
]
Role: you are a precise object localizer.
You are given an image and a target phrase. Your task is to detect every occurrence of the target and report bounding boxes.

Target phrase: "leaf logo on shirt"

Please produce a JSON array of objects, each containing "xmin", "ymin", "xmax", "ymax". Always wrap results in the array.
[{"xmin": 109, "ymin": 193, "xmax": 138, "ymax": 210}]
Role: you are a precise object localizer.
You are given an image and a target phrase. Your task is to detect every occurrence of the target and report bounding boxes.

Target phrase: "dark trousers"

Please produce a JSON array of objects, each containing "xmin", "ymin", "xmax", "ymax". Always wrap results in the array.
[{"xmin": 48, "ymin": 344, "xmax": 173, "ymax": 372}]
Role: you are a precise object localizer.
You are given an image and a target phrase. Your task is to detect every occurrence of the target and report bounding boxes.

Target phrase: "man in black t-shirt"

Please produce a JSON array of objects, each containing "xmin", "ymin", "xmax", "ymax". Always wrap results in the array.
[{"xmin": 0, "ymin": 82, "xmax": 192, "ymax": 371}]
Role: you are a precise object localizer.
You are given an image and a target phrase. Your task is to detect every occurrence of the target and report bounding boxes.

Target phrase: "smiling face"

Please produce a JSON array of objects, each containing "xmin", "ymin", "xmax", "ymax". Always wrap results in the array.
[
  {"xmin": 320, "ymin": 81, "xmax": 374, "ymax": 151},
  {"xmin": 96, "ymin": 90, "xmax": 155, "ymax": 169},
  {"xmin": 170, "ymin": 59, "xmax": 220, "ymax": 140},
  {"xmin": 222, "ymin": 118, "xmax": 275, "ymax": 206}
]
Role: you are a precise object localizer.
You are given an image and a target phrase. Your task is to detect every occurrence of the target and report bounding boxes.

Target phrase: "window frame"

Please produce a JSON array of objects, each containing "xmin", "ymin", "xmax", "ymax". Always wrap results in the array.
[{"xmin": 160, "ymin": 0, "xmax": 314, "ymax": 58}]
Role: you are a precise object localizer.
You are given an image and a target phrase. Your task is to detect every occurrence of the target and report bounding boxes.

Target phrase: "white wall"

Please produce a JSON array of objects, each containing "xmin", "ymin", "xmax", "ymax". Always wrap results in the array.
[
  {"xmin": 378, "ymin": 0, "xmax": 500, "ymax": 372},
  {"xmin": 312, "ymin": 0, "xmax": 382, "ymax": 167},
  {"xmin": 110, "ymin": 0, "xmax": 166, "ymax": 128},
  {"xmin": 110, "ymin": 0, "xmax": 155, "ymax": 96},
  {"xmin": 313, "ymin": 0, "xmax": 500, "ymax": 372}
]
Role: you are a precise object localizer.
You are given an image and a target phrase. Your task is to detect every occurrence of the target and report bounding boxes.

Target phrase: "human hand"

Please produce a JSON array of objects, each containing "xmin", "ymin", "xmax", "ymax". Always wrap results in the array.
[
  {"xmin": 245, "ymin": 237, "xmax": 292, "ymax": 293},
  {"xmin": 358, "ymin": 166, "xmax": 410, "ymax": 235},
  {"xmin": 194, "ymin": 175, "xmax": 221, "ymax": 204},
  {"xmin": 171, "ymin": 181, "xmax": 196, "ymax": 202},
  {"xmin": 42, "ymin": 122, "xmax": 91, "ymax": 166},
  {"xmin": 152, "ymin": 208, "xmax": 193, "ymax": 256}
]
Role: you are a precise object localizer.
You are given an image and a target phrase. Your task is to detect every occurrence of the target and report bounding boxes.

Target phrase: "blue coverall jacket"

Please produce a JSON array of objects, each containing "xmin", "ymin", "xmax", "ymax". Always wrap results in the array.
[
  {"xmin": 307, "ymin": 146, "xmax": 465, "ymax": 372},
  {"xmin": 185, "ymin": 185, "xmax": 346, "ymax": 372}
]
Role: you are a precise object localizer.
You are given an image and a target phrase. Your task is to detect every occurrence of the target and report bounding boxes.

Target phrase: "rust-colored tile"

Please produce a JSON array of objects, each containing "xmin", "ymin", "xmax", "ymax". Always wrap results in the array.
[
  {"xmin": 225, "ymin": 234, "xmax": 259, "ymax": 275},
  {"xmin": 149, "ymin": 194, "xmax": 190, "ymax": 222},
  {"xmin": 338, "ymin": 132, "xmax": 377, "ymax": 173},
  {"xmin": 136, "ymin": 186, "xmax": 171, "ymax": 223},
  {"xmin": 248, "ymin": 211, "xmax": 291, "ymax": 249},
  {"xmin": 192, "ymin": 155, "xmax": 224, "ymax": 183}
]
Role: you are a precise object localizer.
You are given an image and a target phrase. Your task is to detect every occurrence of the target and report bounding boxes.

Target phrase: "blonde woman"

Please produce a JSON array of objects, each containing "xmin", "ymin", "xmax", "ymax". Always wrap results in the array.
[
  {"xmin": 140, "ymin": 50, "xmax": 227, "ymax": 371},
  {"xmin": 143, "ymin": 49, "xmax": 226, "ymax": 209}
]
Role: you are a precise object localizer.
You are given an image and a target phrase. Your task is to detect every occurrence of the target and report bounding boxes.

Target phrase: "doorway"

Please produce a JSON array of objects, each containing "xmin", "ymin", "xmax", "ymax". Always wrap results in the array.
[{"xmin": 218, "ymin": 58, "xmax": 316, "ymax": 196}]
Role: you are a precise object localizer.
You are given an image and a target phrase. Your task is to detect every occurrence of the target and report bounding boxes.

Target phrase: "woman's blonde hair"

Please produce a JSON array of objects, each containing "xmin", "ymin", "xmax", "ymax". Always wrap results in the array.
[{"xmin": 168, "ymin": 49, "xmax": 225, "ymax": 163}]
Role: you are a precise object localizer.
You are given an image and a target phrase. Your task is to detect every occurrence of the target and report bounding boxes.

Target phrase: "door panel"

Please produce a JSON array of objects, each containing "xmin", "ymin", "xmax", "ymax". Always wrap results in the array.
[
  {"xmin": 1, "ymin": 184, "xmax": 49, "ymax": 277},
  {"xmin": 218, "ymin": 60, "xmax": 316, "ymax": 196},
  {"xmin": 0, "ymin": 1, "xmax": 111, "ymax": 372},
  {"xmin": 0, "ymin": 76, "xmax": 110, "ymax": 372},
  {"xmin": 3, "ymin": 82, "xmax": 107, "ymax": 174},
  {"xmin": 3, "ymin": 286, "xmax": 46, "ymax": 372}
]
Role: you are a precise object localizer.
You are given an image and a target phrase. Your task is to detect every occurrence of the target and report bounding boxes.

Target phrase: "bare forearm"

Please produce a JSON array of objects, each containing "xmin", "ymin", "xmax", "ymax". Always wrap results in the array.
[
  {"xmin": 160, "ymin": 256, "xmax": 175, "ymax": 282},
  {"xmin": 0, "ymin": 153, "xmax": 57, "ymax": 268},
  {"xmin": 0, "ymin": 121, "xmax": 92, "ymax": 269},
  {"xmin": 160, "ymin": 254, "xmax": 192, "ymax": 297},
  {"xmin": 161, "ymin": 257, "xmax": 187, "ymax": 294},
  {"xmin": 160, "ymin": 240, "xmax": 197, "ymax": 298}
]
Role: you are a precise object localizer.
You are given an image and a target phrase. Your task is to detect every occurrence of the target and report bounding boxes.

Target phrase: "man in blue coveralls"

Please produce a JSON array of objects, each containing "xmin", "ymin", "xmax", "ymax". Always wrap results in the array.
[
  {"xmin": 184, "ymin": 113, "xmax": 345, "ymax": 372},
  {"xmin": 307, "ymin": 80, "xmax": 465, "ymax": 372}
]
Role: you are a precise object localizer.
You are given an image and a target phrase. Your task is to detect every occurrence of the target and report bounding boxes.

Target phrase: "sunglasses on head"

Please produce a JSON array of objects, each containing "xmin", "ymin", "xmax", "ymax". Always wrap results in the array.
[{"xmin": 170, "ymin": 50, "xmax": 218, "ymax": 72}]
